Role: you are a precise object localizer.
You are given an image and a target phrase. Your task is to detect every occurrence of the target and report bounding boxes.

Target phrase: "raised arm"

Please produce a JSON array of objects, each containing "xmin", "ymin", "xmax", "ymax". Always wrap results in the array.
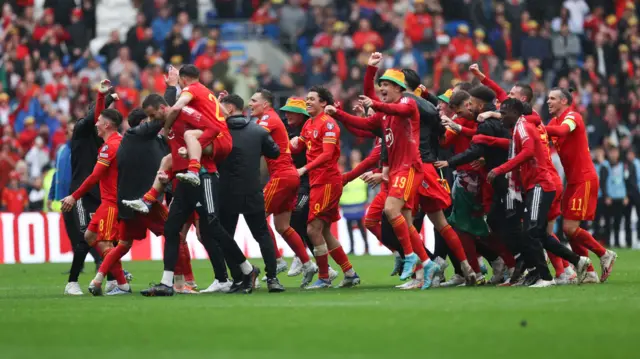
[
  {"xmin": 370, "ymin": 97, "xmax": 415, "ymax": 117},
  {"xmin": 469, "ymin": 63, "xmax": 508, "ymax": 103},
  {"xmin": 546, "ymin": 112, "xmax": 580, "ymax": 138},
  {"xmin": 333, "ymin": 108, "xmax": 382, "ymax": 132},
  {"xmin": 364, "ymin": 65, "xmax": 381, "ymax": 102},
  {"xmin": 343, "ymin": 144, "xmax": 381, "ymax": 184},
  {"xmin": 492, "ymin": 123, "xmax": 535, "ymax": 176},
  {"xmin": 472, "ymin": 134, "xmax": 511, "ymax": 150}
]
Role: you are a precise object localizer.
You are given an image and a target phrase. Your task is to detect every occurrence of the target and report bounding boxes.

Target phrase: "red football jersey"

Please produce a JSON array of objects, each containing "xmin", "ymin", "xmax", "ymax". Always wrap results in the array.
[
  {"xmin": 497, "ymin": 119, "xmax": 555, "ymax": 192},
  {"xmin": 531, "ymin": 116, "xmax": 563, "ymax": 193},
  {"xmin": 548, "ymin": 109, "xmax": 598, "ymax": 184},
  {"xmin": 168, "ymin": 106, "xmax": 221, "ymax": 173},
  {"xmin": 258, "ymin": 108, "xmax": 296, "ymax": 177},
  {"xmin": 1, "ymin": 187, "xmax": 27, "ymax": 214},
  {"xmin": 181, "ymin": 82, "xmax": 225, "ymax": 123},
  {"xmin": 96, "ymin": 132, "xmax": 122, "ymax": 203},
  {"xmin": 374, "ymin": 97, "xmax": 421, "ymax": 172},
  {"xmin": 300, "ymin": 113, "xmax": 341, "ymax": 186}
]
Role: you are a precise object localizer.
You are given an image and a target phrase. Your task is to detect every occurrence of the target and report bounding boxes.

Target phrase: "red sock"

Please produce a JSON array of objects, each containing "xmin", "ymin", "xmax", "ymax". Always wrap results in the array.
[
  {"xmin": 390, "ymin": 215, "xmax": 413, "ymax": 255},
  {"xmin": 440, "ymin": 225, "xmax": 467, "ymax": 262},
  {"xmin": 329, "ymin": 246, "xmax": 353, "ymax": 273},
  {"xmin": 409, "ymin": 226, "xmax": 429, "ymax": 262},
  {"xmin": 316, "ymin": 252, "xmax": 329, "ymax": 280},
  {"xmin": 101, "ymin": 247, "xmax": 127, "ymax": 285},
  {"xmin": 97, "ymin": 244, "xmax": 130, "ymax": 278},
  {"xmin": 571, "ymin": 228, "xmax": 606, "ymax": 257},
  {"xmin": 458, "ymin": 231, "xmax": 480, "ymax": 273},
  {"xmin": 485, "ymin": 234, "xmax": 516, "ymax": 268},
  {"xmin": 267, "ymin": 224, "xmax": 282, "ymax": 259},
  {"xmin": 188, "ymin": 159, "xmax": 201, "ymax": 175},
  {"xmin": 548, "ymin": 252, "xmax": 565, "ymax": 277},
  {"xmin": 282, "ymin": 227, "xmax": 310, "ymax": 263},
  {"xmin": 182, "ymin": 242, "xmax": 194, "ymax": 282},
  {"xmin": 364, "ymin": 218, "xmax": 382, "ymax": 240},
  {"xmin": 569, "ymin": 237, "xmax": 595, "ymax": 272},
  {"xmin": 143, "ymin": 187, "xmax": 160, "ymax": 204}
]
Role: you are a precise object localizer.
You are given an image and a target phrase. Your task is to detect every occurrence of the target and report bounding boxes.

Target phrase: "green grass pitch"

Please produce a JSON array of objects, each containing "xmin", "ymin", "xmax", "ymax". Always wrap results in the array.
[{"xmin": 0, "ymin": 252, "xmax": 638, "ymax": 359}]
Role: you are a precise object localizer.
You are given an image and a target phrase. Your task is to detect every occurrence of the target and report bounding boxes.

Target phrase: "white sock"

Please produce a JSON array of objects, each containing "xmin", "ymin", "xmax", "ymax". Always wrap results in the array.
[
  {"xmin": 345, "ymin": 268, "xmax": 355, "ymax": 277},
  {"xmin": 240, "ymin": 261, "xmax": 253, "ymax": 275},
  {"xmin": 393, "ymin": 251, "xmax": 400, "ymax": 257},
  {"xmin": 422, "ymin": 259, "xmax": 431, "ymax": 267},
  {"xmin": 118, "ymin": 283, "xmax": 130, "ymax": 291},
  {"xmin": 93, "ymin": 272, "xmax": 105, "ymax": 283},
  {"xmin": 161, "ymin": 270, "xmax": 174, "ymax": 287}
]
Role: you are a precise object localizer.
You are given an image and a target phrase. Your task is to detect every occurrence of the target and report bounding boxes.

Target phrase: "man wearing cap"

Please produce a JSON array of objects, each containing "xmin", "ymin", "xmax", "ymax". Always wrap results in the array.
[
  {"xmin": 328, "ymin": 67, "xmax": 441, "ymax": 289},
  {"xmin": 279, "ymin": 97, "xmax": 319, "ymax": 277}
]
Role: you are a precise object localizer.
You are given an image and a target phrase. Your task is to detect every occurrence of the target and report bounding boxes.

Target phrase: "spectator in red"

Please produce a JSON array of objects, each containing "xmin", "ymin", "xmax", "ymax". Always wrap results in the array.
[
  {"xmin": 0, "ymin": 143, "xmax": 19, "ymax": 194},
  {"xmin": 404, "ymin": 0, "xmax": 433, "ymax": 45},
  {"xmin": 1, "ymin": 171, "xmax": 28, "ymax": 214},
  {"xmin": 32, "ymin": 8, "xmax": 68, "ymax": 44},
  {"xmin": 140, "ymin": 58, "xmax": 167, "ymax": 95},
  {"xmin": 18, "ymin": 116, "xmax": 38, "ymax": 150},
  {"xmin": 451, "ymin": 24, "xmax": 475, "ymax": 61},
  {"xmin": 126, "ymin": 12, "xmax": 147, "ymax": 50},
  {"xmin": 352, "ymin": 18, "xmax": 383, "ymax": 50},
  {"xmin": 194, "ymin": 39, "xmax": 218, "ymax": 71},
  {"xmin": 114, "ymin": 73, "xmax": 139, "ymax": 119},
  {"xmin": 618, "ymin": 44, "xmax": 635, "ymax": 78},
  {"xmin": 50, "ymin": 116, "xmax": 68, "ymax": 152},
  {"xmin": 251, "ymin": 1, "xmax": 277, "ymax": 25},
  {"xmin": 583, "ymin": 6, "xmax": 605, "ymax": 41}
]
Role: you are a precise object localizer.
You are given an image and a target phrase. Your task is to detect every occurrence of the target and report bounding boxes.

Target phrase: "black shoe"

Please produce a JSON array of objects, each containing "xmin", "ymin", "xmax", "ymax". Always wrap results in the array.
[
  {"xmin": 241, "ymin": 266, "xmax": 260, "ymax": 294},
  {"xmin": 227, "ymin": 281, "xmax": 244, "ymax": 294},
  {"xmin": 509, "ymin": 257, "xmax": 526, "ymax": 284},
  {"xmin": 140, "ymin": 283, "xmax": 174, "ymax": 297},
  {"xmin": 267, "ymin": 277, "xmax": 285, "ymax": 293},
  {"xmin": 522, "ymin": 270, "xmax": 541, "ymax": 287}
]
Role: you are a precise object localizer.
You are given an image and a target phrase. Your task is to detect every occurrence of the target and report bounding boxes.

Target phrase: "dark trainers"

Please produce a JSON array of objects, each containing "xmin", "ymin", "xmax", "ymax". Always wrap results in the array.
[
  {"xmin": 267, "ymin": 277, "xmax": 285, "ymax": 293},
  {"xmin": 241, "ymin": 267, "xmax": 260, "ymax": 294},
  {"xmin": 140, "ymin": 283, "xmax": 174, "ymax": 297}
]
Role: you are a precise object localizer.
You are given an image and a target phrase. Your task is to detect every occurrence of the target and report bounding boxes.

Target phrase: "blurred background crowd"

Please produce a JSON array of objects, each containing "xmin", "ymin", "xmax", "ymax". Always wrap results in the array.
[{"xmin": 0, "ymin": 0, "xmax": 638, "ymax": 249}]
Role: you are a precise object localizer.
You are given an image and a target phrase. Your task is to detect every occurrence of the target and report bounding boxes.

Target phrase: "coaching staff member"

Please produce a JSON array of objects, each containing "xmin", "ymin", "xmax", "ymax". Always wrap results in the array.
[{"xmin": 218, "ymin": 94, "xmax": 285, "ymax": 293}]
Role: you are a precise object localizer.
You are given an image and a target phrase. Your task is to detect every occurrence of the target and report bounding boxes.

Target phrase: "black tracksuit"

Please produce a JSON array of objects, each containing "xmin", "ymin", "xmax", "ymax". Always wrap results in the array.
[
  {"xmin": 162, "ymin": 86, "xmax": 245, "ymax": 282},
  {"xmin": 116, "ymin": 120, "xmax": 168, "ymax": 220},
  {"xmin": 219, "ymin": 115, "xmax": 280, "ymax": 279},
  {"xmin": 66, "ymin": 96, "xmax": 116, "ymax": 282}
]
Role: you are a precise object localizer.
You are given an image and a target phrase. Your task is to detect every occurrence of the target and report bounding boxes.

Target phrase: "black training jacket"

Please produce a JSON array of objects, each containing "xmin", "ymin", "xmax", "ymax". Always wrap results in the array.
[
  {"xmin": 117, "ymin": 120, "xmax": 169, "ymax": 219},
  {"xmin": 447, "ymin": 114, "xmax": 511, "ymax": 195},
  {"xmin": 287, "ymin": 121, "xmax": 310, "ymax": 192},
  {"xmin": 219, "ymin": 115, "xmax": 280, "ymax": 197},
  {"xmin": 405, "ymin": 92, "xmax": 443, "ymax": 163},
  {"xmin": 70, "ymin": 94, "xmax": 115, "ymax": 202}
]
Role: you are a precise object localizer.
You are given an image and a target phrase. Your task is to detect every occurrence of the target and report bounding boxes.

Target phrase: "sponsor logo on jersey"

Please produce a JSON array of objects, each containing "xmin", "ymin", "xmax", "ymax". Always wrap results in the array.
[
  {"xmin": 325, "ymin": 132, "xmax": 335, "ymax": 137},
  {"xmin": 101, "ymin": 145, "xmax": 108, "ymax": 152},
  {"xmin": 384, "ymin": 128, "xmax": 394, "ymax": 146},
  {"xmin": 99, "ymin": 153, "xmax": 109, "ymax": 158}
]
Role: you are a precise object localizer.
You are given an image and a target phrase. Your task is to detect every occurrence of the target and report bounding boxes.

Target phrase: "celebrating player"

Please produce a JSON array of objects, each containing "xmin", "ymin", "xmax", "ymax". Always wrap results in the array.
[
  {"xmin": 60, "ymin": 80, "xmax": 128, "ymax": 295},
  {"xmin": 546, "ymin": 88, "xmax": 617, "ymax": 283},
  {"xmin": 250, "ymin": 89, "xmax": 318, "ymax": 283},
  {"xmin": 290, "ymin": 86, "xmax": 360, "ymax": 289}
]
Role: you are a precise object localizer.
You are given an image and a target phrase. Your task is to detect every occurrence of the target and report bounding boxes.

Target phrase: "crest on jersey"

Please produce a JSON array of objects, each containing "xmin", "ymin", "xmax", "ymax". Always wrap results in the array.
[
  {"xmin": 313, "ymin": 130, "xmax": 318, "ymax": 138},
  {"xmin": 326, "ymin": 122, "xmax": 334, "ymax": 130},
  {"xmin": 167, "ymin": 130, "xmax": 175, "ymax": 140},
  {"xmin": 384, "ymin": 128, "xmax": 394, "ymax": 147},
  {"xmin": 262, "ymin": 115, "xmax": 269, "ymax": 121},
  {"xmin": 100, "ymin": 145, "xmax": 108, "ymax": 152}
]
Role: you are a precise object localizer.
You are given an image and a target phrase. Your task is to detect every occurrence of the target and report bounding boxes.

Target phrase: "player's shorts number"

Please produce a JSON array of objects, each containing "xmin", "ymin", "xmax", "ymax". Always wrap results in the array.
[
  {"xmin": 393, "ymin": 176, "xmax": 407, "ymax": 189},
  {"xmin": 99, "ymin": 219, "xmax": 104, "ymax": 232},
  {"xmin": 313, "ymin": 203, "xmax": 321, "ymax": 214},
  {"xmin": 571, "ymin": 198, "xmax": 583, "ymax": 211}
]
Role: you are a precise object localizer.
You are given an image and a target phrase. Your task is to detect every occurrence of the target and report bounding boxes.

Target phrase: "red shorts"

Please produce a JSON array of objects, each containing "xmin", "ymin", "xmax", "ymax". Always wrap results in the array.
[
  {"xmin": 562, "ymin": 179, "xmax": 598, "ymax": 221},
  {"xmin": 388, "ymin": 166, "xmax": 422, "ymax": 211},
  {"xmin": 118, "ymin": 203, "xmax": 168, "ymax": 241},
  {"xmin": 365, "ymin": 182, "xmax": 388, "ymax": 223},
  {"xmin": 308, "ymin": 183, "xmax": 342, "ymax": 224},
  {"xmin": 548, "ymin": 189, "xmax": 562, "ymax": 221},
  {"xmin": 88, "ymin": 202, "xmax": 119, "ymax": 242},
  {"xmin": 415, "ymin": 163, "xmax": 452, "ymax": 213},
  {"xmin": 213, "ymin": 133, "xmax": 232, "ymax": 165},
  {"xmin": 264, "ymin": 174, "xmax": 300, "ymax": 215}
]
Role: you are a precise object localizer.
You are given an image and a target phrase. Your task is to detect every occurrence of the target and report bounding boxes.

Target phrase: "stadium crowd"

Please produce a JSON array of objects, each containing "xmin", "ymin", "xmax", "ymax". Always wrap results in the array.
[{"xmin": 0, "ymin": 0, "xmax": 639, "ymax": 252}]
